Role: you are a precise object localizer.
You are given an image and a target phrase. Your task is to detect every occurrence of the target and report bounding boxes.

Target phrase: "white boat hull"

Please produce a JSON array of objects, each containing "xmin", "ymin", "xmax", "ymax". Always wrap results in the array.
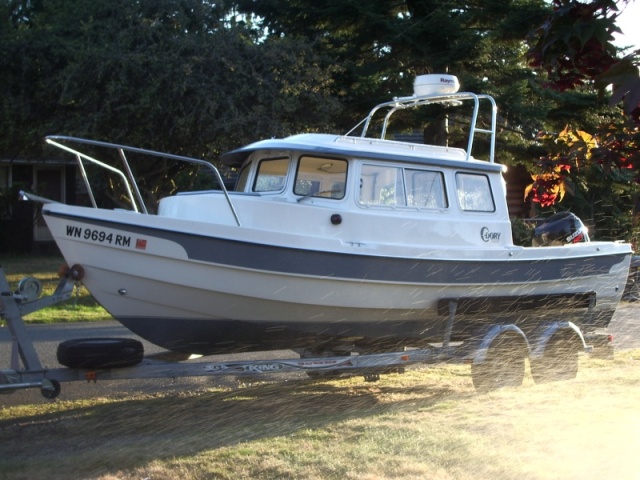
[{"xmin": 43, "ymin": 204, "xmax": 631, "ymax": 354}]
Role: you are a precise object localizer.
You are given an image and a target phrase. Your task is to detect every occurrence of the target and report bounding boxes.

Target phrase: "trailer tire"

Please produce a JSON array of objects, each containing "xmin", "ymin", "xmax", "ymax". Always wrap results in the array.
[
  {"xmin": 471, "ymin": 332, "xmax": 526, "ymax": 393},
  {"xmin": 531, "ymin": 336, "xmax": 579, "ymax": 384},
  {"xmin": 57, "ymin": 338, "xmax": 144, "ymax": 369},
  {"xmin": 41, "ymin": 379, "xmax": 61, "ymax": 400}
]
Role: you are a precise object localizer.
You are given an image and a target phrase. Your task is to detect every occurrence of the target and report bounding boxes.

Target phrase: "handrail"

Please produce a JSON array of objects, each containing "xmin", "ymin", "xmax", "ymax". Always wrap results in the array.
[
  {"xmin": 118, "ymin": 148, "xmax": 148, "ymax": 215},
  {"xmin": 354, "ymin": 91, "xmax": 497, "ymax": 163},
  {"xmin": 76, "ymin": 153, "xmax": 98, "ymax": 208},
  {"xmin": 46, "ymin": 138, "xmax": 140, "ymax": 212},
  {"xmin": 45, "ymin": 136, "xmax": 242, "ymax": 226}
]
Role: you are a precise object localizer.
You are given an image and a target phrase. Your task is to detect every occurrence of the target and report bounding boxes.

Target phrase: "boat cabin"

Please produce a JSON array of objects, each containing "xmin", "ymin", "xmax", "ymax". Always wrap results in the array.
[
  {"xmin": 158, "ymin": 75, "xmax": 513, "ymax": 251},
  {"xmin": 157, "ymin": 133, "xmax": 511, "ymax": 252}
]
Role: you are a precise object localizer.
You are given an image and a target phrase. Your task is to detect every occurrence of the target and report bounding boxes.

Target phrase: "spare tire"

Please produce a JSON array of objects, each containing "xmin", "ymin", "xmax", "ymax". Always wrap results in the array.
[{"xmin": 57, "ymin": 338, "xmax": 144, "ymax": 369}]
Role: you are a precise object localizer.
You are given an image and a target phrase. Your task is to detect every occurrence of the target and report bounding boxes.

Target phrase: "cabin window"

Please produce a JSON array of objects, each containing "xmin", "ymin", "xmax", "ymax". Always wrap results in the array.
[
  {"xmin": 253, "ymin": 157, "xmax": 290, "ymax": 192},
  {"xmin": 455, "ymin": 173, "xmax": 495, "ymax": 212},
  {"xmin": 359, "ymin": 164, "xmax": 406, "ymax": 206},
  {"xmin": 405, "ymin": 169, "xmax": 447, "ymax": 208},
  {"xmin": 235, "ymin": 164, "xmax": 251, "ymax": 191},
  {"xmin": 294, "ymin": 156, "xmax": 347, "ymax": 199}
]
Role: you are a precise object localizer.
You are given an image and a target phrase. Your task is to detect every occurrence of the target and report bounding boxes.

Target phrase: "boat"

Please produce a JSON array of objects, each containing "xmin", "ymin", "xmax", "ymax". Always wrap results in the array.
[{"xmin": 40, "ymin": 74, "xmax": 632, "ymax": 357}]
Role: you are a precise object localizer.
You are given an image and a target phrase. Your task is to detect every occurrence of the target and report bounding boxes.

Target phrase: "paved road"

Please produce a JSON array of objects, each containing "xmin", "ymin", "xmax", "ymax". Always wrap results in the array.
[
  {"xmin": 0, "ymin": 320, "xmax": 303, "ymax": 404},
  {"xmin": 2, "ymin": 302, "xmax": 639, "ymax": 404},
  {"xmin": 602, "ymin": 301, "xmax": 640, "ymax": 349}
]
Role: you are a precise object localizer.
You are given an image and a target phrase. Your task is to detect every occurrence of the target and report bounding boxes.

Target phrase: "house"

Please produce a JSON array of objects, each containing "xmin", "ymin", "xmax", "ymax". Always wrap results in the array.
[{"xmin": 0, "ymin": 157, "xmax": 77, "ymax": 253}]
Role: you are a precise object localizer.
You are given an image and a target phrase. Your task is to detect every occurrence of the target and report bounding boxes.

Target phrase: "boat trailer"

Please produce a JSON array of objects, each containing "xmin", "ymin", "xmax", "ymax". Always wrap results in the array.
[{"xmin": 0, "ymin": 265, "xmax": 606, "ymax": 400}]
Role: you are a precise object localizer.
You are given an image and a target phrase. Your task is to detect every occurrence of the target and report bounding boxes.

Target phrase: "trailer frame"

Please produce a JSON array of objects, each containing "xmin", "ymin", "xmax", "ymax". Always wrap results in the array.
[{"xmin": 1, "ymin": 265, "xmax": 595, "ymax": 400}]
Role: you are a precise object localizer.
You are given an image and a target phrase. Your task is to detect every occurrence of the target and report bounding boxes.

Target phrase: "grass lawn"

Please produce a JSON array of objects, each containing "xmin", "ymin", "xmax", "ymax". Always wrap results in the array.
[
  {"xmin": 0, "ymin": 254, "xmax": 111, "ymax": 323},
  {"xmin": 1, "ymin": 351, "xmax": 640, "ymax": 479},
  {"xmin": 2, "ymin": 256, "xmax": 640, "ymax": 479}
]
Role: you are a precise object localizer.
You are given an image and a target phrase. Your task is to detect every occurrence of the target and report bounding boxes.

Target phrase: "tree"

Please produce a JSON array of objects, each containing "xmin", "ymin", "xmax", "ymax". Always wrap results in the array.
[
  {"xmin": 3, "ymin": 0, "xmax": 637, "ymax": 236},
  {"xmin": 233, "ymin": 0, "xmax": 632, "ymax": 174},
  {"xmin": 0, "ymin": 0, "xmax": 341, "ymax": 161},
  {"xmin": 235, "ymin": 0, "xmax": 552, "ymax": 134},
  {"xmin": 525, "ymin": 0, "xmax": 640, "ymax": 240},
  {"xmin": 526, "ymin": 0, "xmax": 640, "ymax": 194},
  {"xmin": 528, "ymin": 0, "xmax": 639, "ymax": 116}
]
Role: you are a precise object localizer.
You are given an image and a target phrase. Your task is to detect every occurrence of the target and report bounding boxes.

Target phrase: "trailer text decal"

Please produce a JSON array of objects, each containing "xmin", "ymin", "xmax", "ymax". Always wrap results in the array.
[{"xmin": 65, "ymin": 225, "xmax": 131, "ymax": 247}]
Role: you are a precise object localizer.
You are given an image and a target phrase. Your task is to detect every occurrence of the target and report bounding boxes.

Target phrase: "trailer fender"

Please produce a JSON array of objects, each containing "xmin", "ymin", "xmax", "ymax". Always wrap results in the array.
[
  {"xmin": 529, "ymin": 321, "xmax": 586, "ymax": 361},
  {"xmin": 529, "ymin": 321, "xmax": 585, "ymax": 383},
  {"xmin": 468, "ymin": 324, "xmax": 531, "ymax": 365}
]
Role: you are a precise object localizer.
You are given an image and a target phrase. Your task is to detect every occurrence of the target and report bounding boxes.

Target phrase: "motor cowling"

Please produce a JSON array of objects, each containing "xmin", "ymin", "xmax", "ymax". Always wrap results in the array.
[{"xmin": 532, "ymin": 212, "xmax": 590, "ymax": 247}]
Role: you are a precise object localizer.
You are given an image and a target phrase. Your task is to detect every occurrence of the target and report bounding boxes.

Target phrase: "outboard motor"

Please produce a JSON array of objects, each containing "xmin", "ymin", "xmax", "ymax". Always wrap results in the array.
[{"xmin": 532, "ymin": 212, "xmax": 590, "ymax": 247}]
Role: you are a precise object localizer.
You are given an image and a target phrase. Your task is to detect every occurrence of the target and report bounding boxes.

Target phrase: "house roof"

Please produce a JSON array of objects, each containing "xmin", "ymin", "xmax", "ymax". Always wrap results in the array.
[{"xmin": 0, "ymin": 157, "xmax": 76, "ymax": 166}]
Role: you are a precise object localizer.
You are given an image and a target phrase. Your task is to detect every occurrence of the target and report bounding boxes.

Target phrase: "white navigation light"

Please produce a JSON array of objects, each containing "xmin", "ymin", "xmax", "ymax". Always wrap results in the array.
[{"xmin": 413, "ymin": 74, "xmax": 460, "ymax": 96}]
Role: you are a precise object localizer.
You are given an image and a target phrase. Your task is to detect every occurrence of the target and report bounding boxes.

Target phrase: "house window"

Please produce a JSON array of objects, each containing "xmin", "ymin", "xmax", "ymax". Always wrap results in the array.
[
  {"xmin": 35, "ymin": 167, "xmax": 64, "ymax": 201},
  {"xmin": 0, "ymin": 166, "xmax": 8, "ymax": 190}
]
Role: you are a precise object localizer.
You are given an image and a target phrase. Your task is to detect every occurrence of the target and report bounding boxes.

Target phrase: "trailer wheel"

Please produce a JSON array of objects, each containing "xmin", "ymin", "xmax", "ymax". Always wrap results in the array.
[
  {"xmin": 530, "ymin": 336, "xmax": 579, "ymax": 384},
  {"xmin": 471, "ymin": 333, "xmax": 526, "ymax": 393},
  {"xmin": 41, "ymin": 379, "xmax": 61, "ymax": 400},
  {"xmin": 57, "ymin": 338, "xmax": 144, "ymax": 369}
]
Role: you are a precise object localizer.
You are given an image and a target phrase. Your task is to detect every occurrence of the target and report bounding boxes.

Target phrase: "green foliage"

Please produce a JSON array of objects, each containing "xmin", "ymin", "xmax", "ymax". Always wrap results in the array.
[
  {"xmin": 510, "ymin": 216, "xmax": 535, "ymax": 246},
  {"xmin": 556, "ymin": 163, "xmax": 640, "ymax": 242},
  {"xmin": 0, "ymin": 0, "xmax": 341, "ymax": 160},
  {"xmin": 1, "ymin": 0, "xmax": 639, "ymax": 241},
  {"xmin": 236, "ymin": 0, "xmax": 553, "ymax": 139}
]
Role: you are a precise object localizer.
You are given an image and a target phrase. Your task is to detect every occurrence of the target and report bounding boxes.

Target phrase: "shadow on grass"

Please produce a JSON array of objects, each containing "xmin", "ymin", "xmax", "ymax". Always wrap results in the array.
[{"xmin": 0, "ymin": 371, "xmax": 475, "ymax": 478}]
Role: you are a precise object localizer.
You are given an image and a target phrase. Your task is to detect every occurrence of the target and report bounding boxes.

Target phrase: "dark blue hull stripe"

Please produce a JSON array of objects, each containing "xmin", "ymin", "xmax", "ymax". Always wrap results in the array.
[
  {"xmin": 44, "ymin": 210, "xmax": 628, "ymax": 285},
  {"xmin": 118, "ymin": 304, "xmax": 615, "ymax": 355}
]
